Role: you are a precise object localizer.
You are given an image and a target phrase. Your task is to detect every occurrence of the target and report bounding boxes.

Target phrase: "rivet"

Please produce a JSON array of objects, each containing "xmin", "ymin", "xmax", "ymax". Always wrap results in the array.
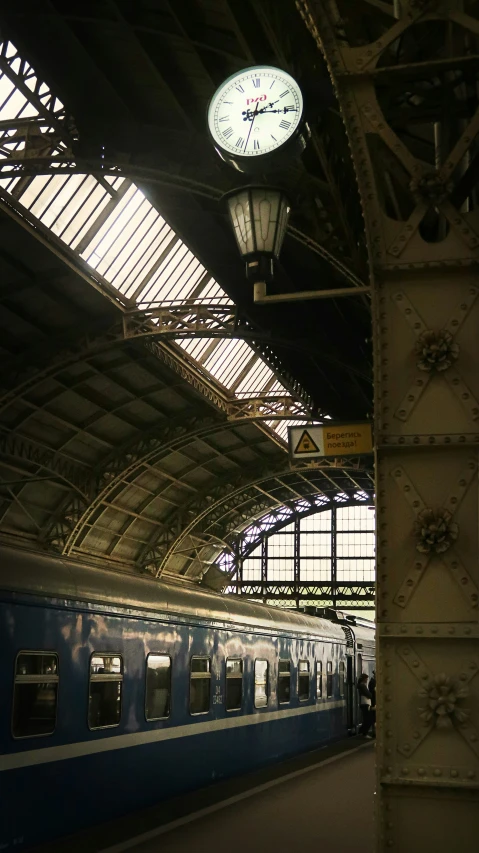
[
  {"xmin": 385, "ymin": 694, "xmax": 392, "ymax": 701},
  {"xmin": 449, "ymin": 627, "xmax": 456, "ymax": 634},
  {"xmin": 418, "ymin": 768, "xmax": 425, "ymax": 776},
  {"xmin": 403, "ymin": 743, "xmax": 411, "ymax": 752},
  {"xmin": 385, "ymin": 712, "xmax": 391, "ymax": 719},
  {"xmin": 470, "ymin": 733, "xmax": 477, "ymax": 742},
  {"xmin": 398, "ymin": 596, "xmax": 405, "ymax": 603},
  {"xmin": 465, "ymin": 627, "xmax": 471, "ymax": 635},
  {"xmin": 401, "ymin": 767, "xmax": 409, "ymax": 775},
  {"xmin": 385, "ymin": 676, "xmax": 392, "ymax": 684},
  {"xmin": 401, "ymin": 625, "xmax": 407, "ymax": 632},
  {"xmin": 450, "ymin": 769, "xmax": 458, "ymax": 777},
  {"xmin": 434, "ymin": 768, "xmax": 442, "ymax": 777},
  {"xmin": 415, "ymin": 561, "xmax": 422, "ymax": 570},
  {"xmin": 386, "ymin": 661, "xmax": 392, "ymax": 667},
  {"xmin": 416, "ymin": 627, "xmax": 423, "ymax": 634},
  {"xmin": 467, "ymin": 771, "xmax": 475, "ymax": 779},
  {"xmin": 403, "ymin": 648, "xmax": 410, "ymax": 655},
  {"xmin": 386, "ymin": 730, "xmax": 393, "ymax": 738},
  {"xmin": 412, "ymin": 661, "xmax": 419, "ymax": 668},
  {"xmin": 461, "ymin": 577, "xmax": 469, "ymax": 585},
  {"xmin": 413, "ymin": 730, "xmax": 420, "ymax": 739},
  {"xmin": 386, "ymin": 748, "xmax": 392, "ymax": 756},
  {"xmin": 431, "ymin": 627, "xmax": 438, "ymax": 634}
]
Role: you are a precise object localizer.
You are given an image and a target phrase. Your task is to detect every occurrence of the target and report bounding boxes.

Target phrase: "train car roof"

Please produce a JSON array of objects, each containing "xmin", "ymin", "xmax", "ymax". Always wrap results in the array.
[{"xmin": 0, "ymin": 545, "xmax": 346, "ymax": 640}]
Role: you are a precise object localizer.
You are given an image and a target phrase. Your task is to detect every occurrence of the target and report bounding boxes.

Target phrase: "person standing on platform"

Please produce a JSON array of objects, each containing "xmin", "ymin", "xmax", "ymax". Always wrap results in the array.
[
  {"xmin": 368, "ymin": 670, "xmax": 376, "ymax": 738},
  {"xmin": 357, "ymin": 673, "xmax": 373, "ymax": 737}
]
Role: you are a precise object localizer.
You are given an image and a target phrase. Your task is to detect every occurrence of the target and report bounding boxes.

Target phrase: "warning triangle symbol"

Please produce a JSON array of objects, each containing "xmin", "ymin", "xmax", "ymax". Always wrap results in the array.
[{"xmin": 294, "ymin": 429, "xmax": 320, "ymax": 454}]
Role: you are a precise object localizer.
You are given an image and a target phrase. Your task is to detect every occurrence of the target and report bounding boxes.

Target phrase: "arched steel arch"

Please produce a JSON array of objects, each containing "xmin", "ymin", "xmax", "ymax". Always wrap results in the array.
[{"xmin": 154, "ymin": 466, "xmax": 374, "ymax": 577}]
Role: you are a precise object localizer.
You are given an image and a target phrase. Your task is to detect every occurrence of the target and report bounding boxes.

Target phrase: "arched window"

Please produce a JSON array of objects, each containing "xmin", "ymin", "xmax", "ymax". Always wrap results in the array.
[{"xmin": 219, "ymin": 503, "xmax": 375, "ymax": 618}]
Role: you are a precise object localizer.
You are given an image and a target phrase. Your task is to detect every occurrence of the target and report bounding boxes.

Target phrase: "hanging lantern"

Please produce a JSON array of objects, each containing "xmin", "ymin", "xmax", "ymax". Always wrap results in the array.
[{"xmin": 224, "ymin": 186, "xmax": 291, "ymax": 284}]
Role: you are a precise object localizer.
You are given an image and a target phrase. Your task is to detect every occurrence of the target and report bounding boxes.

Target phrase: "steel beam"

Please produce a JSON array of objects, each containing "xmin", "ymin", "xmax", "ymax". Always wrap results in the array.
[{"xmin": 298, "ymin": 1, "xmax": 479, "ymax": 849}]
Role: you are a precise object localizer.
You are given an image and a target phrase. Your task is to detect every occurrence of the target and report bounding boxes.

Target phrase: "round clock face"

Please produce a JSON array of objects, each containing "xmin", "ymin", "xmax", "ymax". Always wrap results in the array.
[{"xmin": 208, "ymin": 66, "xmax": 303, "ymax": 159}]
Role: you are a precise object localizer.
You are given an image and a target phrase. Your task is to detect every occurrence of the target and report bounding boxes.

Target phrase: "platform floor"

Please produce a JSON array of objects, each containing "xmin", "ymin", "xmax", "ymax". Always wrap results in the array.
[{"xmin": 32, "ymin": 739, "xmax": 375, "ymax": 853}]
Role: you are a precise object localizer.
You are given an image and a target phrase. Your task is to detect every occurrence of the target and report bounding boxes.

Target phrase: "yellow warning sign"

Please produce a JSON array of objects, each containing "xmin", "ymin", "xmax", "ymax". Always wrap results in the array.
[
  {"xmin": 294, "ymin": 430, "xmax": 320, "ymax": 455},
  {"xmin": 289, "ymin": 423, "xmax": 373, "ymax": 459}
]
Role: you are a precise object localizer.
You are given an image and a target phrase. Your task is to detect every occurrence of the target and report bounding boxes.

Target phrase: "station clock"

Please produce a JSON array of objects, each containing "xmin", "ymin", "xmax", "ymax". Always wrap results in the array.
[{"xmin": 207, "ymin": 65, "xmax": 309, "ymax": 172}]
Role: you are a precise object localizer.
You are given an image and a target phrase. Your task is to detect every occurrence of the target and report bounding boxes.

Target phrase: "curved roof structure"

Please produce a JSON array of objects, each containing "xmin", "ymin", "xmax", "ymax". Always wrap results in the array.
[{"xmin": 0, "ymin": 4, "xmax": 373, "ymax": 587}]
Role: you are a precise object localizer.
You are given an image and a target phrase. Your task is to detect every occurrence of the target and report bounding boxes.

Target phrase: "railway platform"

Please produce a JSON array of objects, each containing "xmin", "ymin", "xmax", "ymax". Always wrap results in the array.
[{"xmin": 31, "ymin": 738, "xmax": 375, "ymax": 853}]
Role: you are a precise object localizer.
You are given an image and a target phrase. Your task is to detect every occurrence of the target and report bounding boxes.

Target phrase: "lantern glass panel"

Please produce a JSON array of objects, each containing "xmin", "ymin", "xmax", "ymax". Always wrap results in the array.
[{"xmin": 226, "ymin": 187, "xmax": 290, "ymax": 259}]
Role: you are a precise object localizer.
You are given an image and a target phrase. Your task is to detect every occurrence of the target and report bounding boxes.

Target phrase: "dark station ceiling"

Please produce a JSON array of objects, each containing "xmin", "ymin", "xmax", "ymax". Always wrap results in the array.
[
  {"xmin": 0, "ymin": 0, "xmax": 375, "ymax": 584},
  {"xmin": 0, "ymin": 0, "xmax": 372, "ymax": 417}
]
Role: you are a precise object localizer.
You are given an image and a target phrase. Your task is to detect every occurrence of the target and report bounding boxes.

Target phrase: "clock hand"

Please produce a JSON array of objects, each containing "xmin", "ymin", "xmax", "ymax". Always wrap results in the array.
[
  {"xmin": 257, "ymin": 107, "xmax": 298, "ymax": 115},
  {"xmin": 244, "ymin": 102, "xmax": 259, "ymax": 150}
]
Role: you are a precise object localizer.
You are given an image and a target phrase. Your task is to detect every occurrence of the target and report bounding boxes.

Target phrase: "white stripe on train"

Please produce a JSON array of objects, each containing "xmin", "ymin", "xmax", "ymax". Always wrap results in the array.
[{"xmin": 0, "ymin": 699, "xmax": 345, "ymax": 772}]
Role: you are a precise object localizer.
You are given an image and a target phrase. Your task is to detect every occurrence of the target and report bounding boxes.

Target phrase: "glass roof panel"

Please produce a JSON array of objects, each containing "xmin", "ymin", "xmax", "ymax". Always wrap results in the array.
[{"xmin": 0, "ymin": 38, "xmax": 312, "ymax": 445}]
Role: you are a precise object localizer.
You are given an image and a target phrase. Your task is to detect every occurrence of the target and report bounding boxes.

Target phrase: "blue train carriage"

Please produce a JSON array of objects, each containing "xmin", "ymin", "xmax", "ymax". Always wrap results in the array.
[{"xmin": 0, "ymin": 546, "xmax": 374, "ymax": 849}]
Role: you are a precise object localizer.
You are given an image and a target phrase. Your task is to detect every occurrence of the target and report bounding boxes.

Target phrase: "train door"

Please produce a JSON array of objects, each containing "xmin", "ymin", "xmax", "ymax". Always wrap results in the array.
[
  {"xmin": 346, "ymin": 655, "xmax": 354, "ymax": 732},
  {"xmin": 355, "ymin": 652, "xmax": 363, "ymax": 729}
]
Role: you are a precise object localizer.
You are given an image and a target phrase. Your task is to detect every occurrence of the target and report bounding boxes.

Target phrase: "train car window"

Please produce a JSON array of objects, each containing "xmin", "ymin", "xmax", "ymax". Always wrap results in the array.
[
  {"xmin": 298, "ymin": 660, "xmax": 310, "ymax": 701},
  {"xmin": 326, "ymin": 661, "xmax": 333, "ymax": 698},
  {"xmin": 145, "ymin": 654, "xmax": 171, "ymax": 720},
  {"xmin": 190, "ymin": 657, "xmax": 211, "ymax": 715},
  {"xmin": 278, "ymin": 659, "xmax": 291, "ymax": 704},
  {"xmin": 339, "ymin": 661, "xmax": 346, "ymax": 698},
  {"xmin": 226, "ymin": 658, "xmax": 243, "ymax": 711},
  {"xmin": 88, "ymin": 654, "xmax": 123, "ymax": 729},
  {"xmin": 316, "ymin": 660, "xmax": 323, "ymax": 699},
  {"xmin": 254, "ymin": 660, "xmax": 268, "ymax": 708},
  {"xmin": 12, "ymin": 651, "xmax": 59, "ymax": 738}
]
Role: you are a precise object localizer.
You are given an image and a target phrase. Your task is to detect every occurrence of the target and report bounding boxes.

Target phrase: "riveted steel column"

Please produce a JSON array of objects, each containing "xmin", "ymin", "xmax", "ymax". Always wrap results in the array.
[{"xmin": 297, "ymin": 2, "xmax": 479, "ymax": 850}]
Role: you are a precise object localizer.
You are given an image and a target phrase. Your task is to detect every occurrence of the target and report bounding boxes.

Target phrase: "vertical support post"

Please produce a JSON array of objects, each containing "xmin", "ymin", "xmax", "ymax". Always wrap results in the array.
[
  {"xmin": 298, "ymin": 2, "xmax": 479, "ymax": 850},
  {"xmin": 294, "ymin": 514, "xmax": 301, "ymax": 610},
  {"xmin": 331, "ymin": 505, "xmax": 337, "ymax": 609},
  {"xmin": 261, "ymin": 534, "xmax": 268, "ymax": 604},
  {"xmin": 234, "ymin": 538, "xmax": 241, "ymax": 596}
]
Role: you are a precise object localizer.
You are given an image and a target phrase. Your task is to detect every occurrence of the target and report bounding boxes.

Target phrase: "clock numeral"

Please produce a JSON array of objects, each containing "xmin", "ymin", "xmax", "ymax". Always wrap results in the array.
[
  {"xmin": 236, "ymin": 84, "xmax": 244, "ymax": 93},
  {"xmin": 223, "ymin": 127, "xmax": 234, "ymax": 139},
  {"xmin": 271, "ymin": 134, "xmax": 277, "ymax": 141},
  {"xmin": 253, "ymin": 78, "xmax": 260, "ymax": 88},
  {"xmin": 280, "ymin": 90, "xmax": 289, "ymax": 98},
  {"xmin": 236, "ymin": 137, "xmax": 245, "ymax": 149},
  {"xmin": 223, "ymin": 101, "xmax": 233, "ymax": 105},
  {"xmin": 279, "ymin": 119, "xmax": 291, "ymax": 130},
  {"xmin": 219, "ymin": 115, "xmax": 230, "ymax": 122},
  {"xmin": 269, "ymin": 81, "xmax": 275, "ymax": 89},
  {"xmin": 283, "ymin": 106, "xmax": 295, "ymax": 112},
  {"xmin": 254, "ymin": 139, "xmax": 260, "ymax": 149}
]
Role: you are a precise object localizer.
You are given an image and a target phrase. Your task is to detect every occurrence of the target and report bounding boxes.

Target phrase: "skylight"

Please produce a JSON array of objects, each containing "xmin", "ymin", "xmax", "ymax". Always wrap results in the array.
[{"xmin": 0, "ymin": 39, "xmax": 311, "ymax": 443}]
